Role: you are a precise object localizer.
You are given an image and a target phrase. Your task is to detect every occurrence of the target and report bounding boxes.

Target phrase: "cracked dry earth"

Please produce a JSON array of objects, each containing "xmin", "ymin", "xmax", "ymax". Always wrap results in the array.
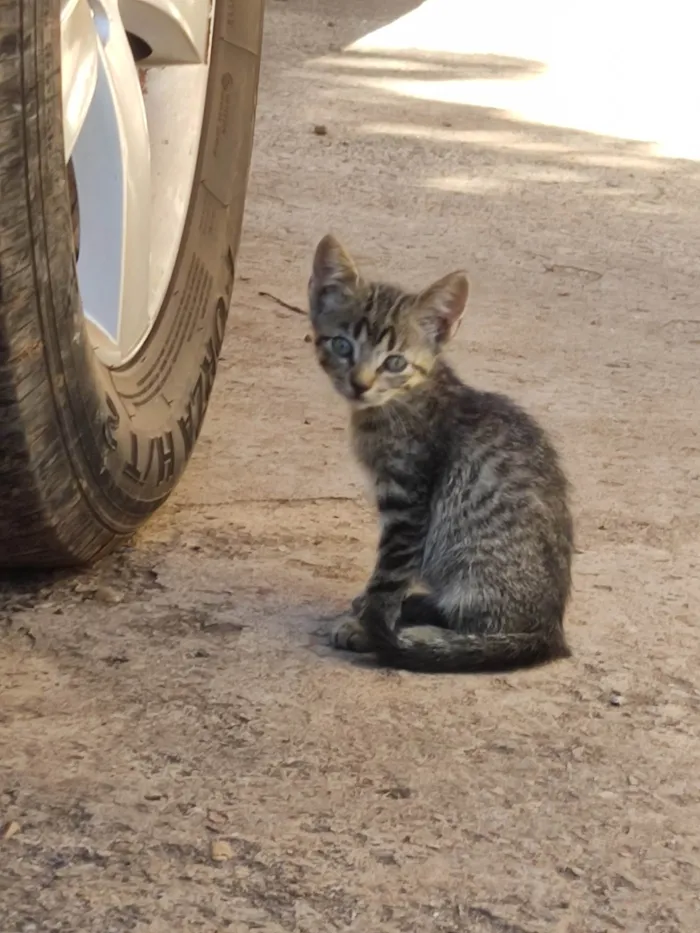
[{"xmin": 2, "ymin": 1, "xmax": 700, "ymax": 931}]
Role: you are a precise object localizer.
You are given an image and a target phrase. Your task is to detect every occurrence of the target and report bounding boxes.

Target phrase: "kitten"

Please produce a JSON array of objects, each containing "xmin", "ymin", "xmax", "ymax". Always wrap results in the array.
[{"xmin": 309, "ymin": 234, "xmax": 574, "ymax": 673}]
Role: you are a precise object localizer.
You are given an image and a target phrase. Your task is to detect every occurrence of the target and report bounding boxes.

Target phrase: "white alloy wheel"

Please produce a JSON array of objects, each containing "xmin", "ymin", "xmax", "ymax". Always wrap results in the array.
[{"xmin": 60, "ymin": 0, "xmax": 215, "ymax": 365}]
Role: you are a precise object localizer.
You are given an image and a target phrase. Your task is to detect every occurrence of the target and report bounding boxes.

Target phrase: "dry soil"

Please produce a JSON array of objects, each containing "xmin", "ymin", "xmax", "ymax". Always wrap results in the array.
[{"xmin": 2, "ymin": 2, "xmax": 700, "ymax": 932}]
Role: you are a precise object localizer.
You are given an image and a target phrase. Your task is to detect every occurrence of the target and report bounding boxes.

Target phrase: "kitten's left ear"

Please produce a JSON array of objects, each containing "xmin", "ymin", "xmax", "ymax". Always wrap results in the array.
[
  {"xmin": 309, "ymin": 234, "xmax": 359, "ymax": 321},
  {"xmin": 415, "ymin": 271, "xmax": 469, "ymax": 346}
]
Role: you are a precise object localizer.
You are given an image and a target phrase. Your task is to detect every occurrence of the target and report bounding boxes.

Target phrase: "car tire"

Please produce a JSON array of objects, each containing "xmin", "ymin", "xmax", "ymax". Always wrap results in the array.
[{"xmin": 0, "ymin": 0, "xmax": 264, "ymax": 567}]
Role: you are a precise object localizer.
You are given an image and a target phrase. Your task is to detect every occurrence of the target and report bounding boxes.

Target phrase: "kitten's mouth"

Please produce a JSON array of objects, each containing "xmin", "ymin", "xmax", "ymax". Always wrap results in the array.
[
  {"xmin": 347, "ymin": 389, "xmax": 398, "ymax": 411},
  {"xmin": 342, "ymin": 385, "xmax": 379, "ymax": 408},
  {"xmin": 350, "ymin": 398, "xmax": 378, "ymax": 410},
  {"xmin": 338, "ymin": 381, "xmax": 373, "ymax": 406},
  {"xmin": 346, "ymin": 391, "xmax": 376, "ymax": 408}
]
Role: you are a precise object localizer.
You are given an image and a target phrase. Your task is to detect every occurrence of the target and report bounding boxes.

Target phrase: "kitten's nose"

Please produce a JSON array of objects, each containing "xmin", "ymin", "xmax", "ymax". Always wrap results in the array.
[{"xmin": 349, "ymin": 375, "xmax": 371, "ymax": 398}]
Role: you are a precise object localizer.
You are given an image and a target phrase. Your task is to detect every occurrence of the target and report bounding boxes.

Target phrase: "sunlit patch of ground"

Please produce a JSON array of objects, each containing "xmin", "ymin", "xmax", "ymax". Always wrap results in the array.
[{"xmin": 316, "ymin": 0, "xmax": 700, "ymax": 160}]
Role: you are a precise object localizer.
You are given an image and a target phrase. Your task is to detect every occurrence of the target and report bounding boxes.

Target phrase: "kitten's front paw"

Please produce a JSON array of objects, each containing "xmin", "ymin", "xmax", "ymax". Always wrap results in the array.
[
  {"xmin": 351, "ymin": 591, "xmax": 367, "ymax": 617},
  {"xmin": 331, "ymin": 615, "xmax": 372, "ymax": 654}
]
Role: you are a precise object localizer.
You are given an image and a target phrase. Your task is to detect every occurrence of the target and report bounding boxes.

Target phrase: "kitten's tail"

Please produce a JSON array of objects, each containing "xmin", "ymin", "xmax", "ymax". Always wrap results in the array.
[{"xmin": 364, "ymin": 601, "xmax": 570, "ymax": 674}]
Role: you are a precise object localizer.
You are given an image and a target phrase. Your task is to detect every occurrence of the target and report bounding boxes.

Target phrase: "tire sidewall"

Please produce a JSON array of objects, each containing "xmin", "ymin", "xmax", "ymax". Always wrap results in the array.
[{"xmin": 38, "ymin": 0, "xmax": 264, "ymax": 532}]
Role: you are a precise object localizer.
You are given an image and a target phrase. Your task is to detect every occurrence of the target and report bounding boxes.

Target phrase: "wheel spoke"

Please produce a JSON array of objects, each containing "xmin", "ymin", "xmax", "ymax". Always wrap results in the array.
[
  {"xmin": 71, "ymin": 0, "xmax": 151, "ymax": 360},
  {"xmin": 119, "ymin": 0, "xmax": 213, "ymax": 65},
  {"xmin": 60, "ymin": 0, "xmax": 100, "ymax": 159}
]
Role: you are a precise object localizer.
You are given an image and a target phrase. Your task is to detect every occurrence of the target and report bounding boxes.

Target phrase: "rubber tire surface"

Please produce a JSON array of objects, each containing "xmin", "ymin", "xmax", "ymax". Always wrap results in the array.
[{"xmin": 0, "ymin": 0, "xmax": 264, "ymax": 567}]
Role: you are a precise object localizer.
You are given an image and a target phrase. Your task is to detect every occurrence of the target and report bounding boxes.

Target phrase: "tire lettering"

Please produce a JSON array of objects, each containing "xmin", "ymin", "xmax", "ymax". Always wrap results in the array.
[
  {"xmin": 225, "ymin": 247, "xmax": 235, "ymax": 294},
  {"xmin": 177, "ymin": 295, "xmax": 228, "ymax": 456},
  {"xmin": 120, "ymin": 290, "xmax": 231, "ymax": 480},
  {"xmin": 155, "ymin": 431, "xmax": 175, "ymax": 485},
  {"xmin": 123, "ymin": 432, "xmax": 157, "ymax": 483},
  {"xmin": 123, "ymin": 430, "xmax": 173, "ymax": 486},
  {"xmin": 104, "ymin": 394, "xmax": 120, "ymax": 451},
  {"xmin": 124, "ymin": 432, "xmax": 142, "ymax": 481},
  {"xmin": 178, "ymin": 406, "xmax": 196, "ymax": 458}
]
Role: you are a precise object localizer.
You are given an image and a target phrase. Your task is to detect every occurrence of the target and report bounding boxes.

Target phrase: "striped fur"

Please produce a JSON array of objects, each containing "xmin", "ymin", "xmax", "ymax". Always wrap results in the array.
[{"xmin": 309, "ymin": 235, "xmax": 574, "ymax": 674}]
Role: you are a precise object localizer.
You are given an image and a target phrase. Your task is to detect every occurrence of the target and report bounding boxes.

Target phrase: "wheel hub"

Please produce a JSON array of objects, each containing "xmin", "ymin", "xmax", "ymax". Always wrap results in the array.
[{"xmin": 60, "ymin": 0, "xmax": 215, "ymax": 366}]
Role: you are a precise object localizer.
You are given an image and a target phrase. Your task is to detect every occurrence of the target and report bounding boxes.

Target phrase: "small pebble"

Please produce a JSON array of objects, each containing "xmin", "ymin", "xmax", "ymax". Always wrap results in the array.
[
  {"xmin": 609, "ymin": 692, "xmax": 623, "ymax": 707},
  {"xmin": 210, "ymin": 839, "xmax": 233, "ymax": 862},
  {"xmin": 1, "ymin": 820, "xmax": 21, "ymax": 840},
  {"xmin": 206, "ymin": 809, "xmax": 228, "ymax": 826},
  {"xmin": 94, "ymin": 585, "xmax": 124, "ymax": 605},
  {"xmin": 313, "ymin": 124, "xmax": 328, "ymax": 136}
]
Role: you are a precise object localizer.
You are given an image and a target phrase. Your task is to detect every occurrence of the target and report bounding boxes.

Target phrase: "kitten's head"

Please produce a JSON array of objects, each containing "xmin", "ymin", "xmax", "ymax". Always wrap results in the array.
[{"xmin": 308, "ymin": 234, "xmax": 469, "ymax": 409}]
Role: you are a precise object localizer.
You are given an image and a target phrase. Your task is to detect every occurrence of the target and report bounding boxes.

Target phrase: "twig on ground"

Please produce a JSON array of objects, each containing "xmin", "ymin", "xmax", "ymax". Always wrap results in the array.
[
  {"xmin": 258, "ymin": 291, "xmax": 306, "ymax": 315},
  {"xmin": 542, "ymin": 262, "xmax": 603, "ymax": 280}
]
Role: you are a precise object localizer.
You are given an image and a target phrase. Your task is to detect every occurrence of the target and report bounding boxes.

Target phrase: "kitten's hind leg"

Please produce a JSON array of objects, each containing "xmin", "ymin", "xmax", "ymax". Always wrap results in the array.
[{"xmin": 399, "ymin": 593, "xmax": 452, "ymax": 630}]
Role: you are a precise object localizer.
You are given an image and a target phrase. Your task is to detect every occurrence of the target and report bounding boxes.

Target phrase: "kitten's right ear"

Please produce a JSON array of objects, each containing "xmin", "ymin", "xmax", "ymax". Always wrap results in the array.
[{"xmin": 309, "ymin": 234, "xmax": 359, "ymax": 321}]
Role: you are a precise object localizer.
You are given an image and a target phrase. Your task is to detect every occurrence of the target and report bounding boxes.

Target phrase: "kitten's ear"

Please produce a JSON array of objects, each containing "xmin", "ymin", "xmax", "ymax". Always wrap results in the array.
[
  {"xmin": 309, "ymin": 234, "xmax": 359, "ymax": 321},
  {"xmin": 415, "ymin": 271, "xmax": 469, "ymax": 346}
]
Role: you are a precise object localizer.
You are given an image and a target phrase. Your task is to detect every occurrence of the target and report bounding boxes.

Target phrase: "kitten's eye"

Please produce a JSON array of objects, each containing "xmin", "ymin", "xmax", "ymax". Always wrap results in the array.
[
  {"xmin": 383, "ymin": 354, "xmax": 408, "ymax": 373},
  {"xmin": 330, "ymin": 335, "xmax": 353, "ymax": 359}
]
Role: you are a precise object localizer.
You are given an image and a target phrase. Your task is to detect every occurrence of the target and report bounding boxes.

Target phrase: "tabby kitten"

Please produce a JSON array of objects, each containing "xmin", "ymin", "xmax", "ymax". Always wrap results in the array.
[{"xmin": 309, "ymin": 234, "xmax": 573, "ymax": 673}]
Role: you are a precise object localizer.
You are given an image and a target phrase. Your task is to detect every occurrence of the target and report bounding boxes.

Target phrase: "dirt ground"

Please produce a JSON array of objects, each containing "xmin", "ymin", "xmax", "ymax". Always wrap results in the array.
[{"xmin": 2, "ymin": 2, "xmax": 700, "ymax": 931}]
